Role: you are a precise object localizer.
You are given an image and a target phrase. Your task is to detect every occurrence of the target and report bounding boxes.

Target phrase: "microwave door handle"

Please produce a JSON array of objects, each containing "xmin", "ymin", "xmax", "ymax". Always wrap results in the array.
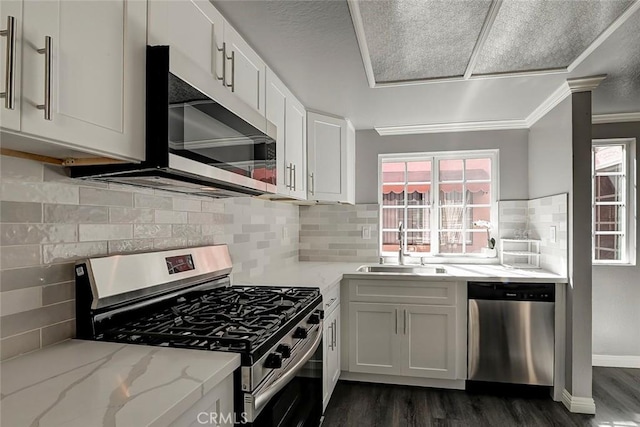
[{"xmin": 253, "ymin": 323, "xmax": 322, "ymax": 414}]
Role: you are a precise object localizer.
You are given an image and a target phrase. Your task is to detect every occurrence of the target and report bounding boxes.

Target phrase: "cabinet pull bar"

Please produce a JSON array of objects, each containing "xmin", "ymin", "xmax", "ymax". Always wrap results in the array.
[
  {"xmin": 225, "ymin": 48, "xmax": 235, "ymax": 92},
  {"xmin": 404, "ymin": 309, "xmax": 407, "ymax": 334},
  {"xmin": 395, "ymin": 309, "xmax": 398, "ymax": 334},
  {"xmin": 332, "ymin": 319, "xmax": 337, "ymax": 348},
  {"xmin": 0, "ymin": 16, "xmax": 16, "ymax": 109},
  {"xmin": 36, "ymin": 36, "xmax": 52, "ymax": 120},
  {"xmin": 292, "ymin": 163, "xmax": 296, "ymax": 191},
  {"xmin": 309, "ymin": 172, "xmax": 315, "ymax": 195},
  {"xmin": 213, "ymin": 34, "xmax": 224, "ymax": 83}
]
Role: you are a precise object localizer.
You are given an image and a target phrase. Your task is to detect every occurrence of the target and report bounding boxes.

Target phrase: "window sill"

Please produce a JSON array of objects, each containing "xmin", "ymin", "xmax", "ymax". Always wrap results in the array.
[{"xmin": 380, "ymin": 254, "xmax": 500, "ymax": 265}]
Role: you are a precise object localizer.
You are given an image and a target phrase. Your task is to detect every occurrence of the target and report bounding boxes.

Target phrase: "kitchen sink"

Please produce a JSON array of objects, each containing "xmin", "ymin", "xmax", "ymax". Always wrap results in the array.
[{"xmin": 356, "ymin": 265, "xmax": 447, "ymax": 275}]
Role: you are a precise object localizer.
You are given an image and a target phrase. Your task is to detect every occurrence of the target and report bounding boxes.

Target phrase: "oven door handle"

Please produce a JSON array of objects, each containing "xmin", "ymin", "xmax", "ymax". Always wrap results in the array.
[{"xmin": 254, "ymin": 323, "xmax": 323, "ymax": 414}]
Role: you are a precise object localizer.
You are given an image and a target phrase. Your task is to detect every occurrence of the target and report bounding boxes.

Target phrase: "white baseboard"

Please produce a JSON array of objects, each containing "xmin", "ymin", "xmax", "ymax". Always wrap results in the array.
[
  {"xmin": 562, "ymin": 389, "xmax": 596, "ymax": 414},
  {"xmin": 592, "ymin": 354, "xmax": 640, "ymax": 368}
]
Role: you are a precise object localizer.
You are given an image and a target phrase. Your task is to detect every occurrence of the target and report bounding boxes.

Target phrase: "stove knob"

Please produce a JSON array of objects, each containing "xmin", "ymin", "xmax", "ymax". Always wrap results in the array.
[
  {"xmin": 308, "ymin": 314, "xmax": 320, "ymax": 324},
  {"xmin": 265, "ymin": 352, "xmax": 283, "ymax": 369},
  {"xmin": 276, "ymin": 344, "xmax": 291, "ymax": 358},
  {"xmin": 293, "ymin": 327, "xmax": 308, "ymax": 339}
]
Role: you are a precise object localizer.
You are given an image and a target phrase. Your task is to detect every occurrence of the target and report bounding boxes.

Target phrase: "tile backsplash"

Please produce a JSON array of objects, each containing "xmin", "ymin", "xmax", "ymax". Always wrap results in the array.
[
  {"xmin": 0, "ymin": 155, "xmax": 298, "ymax": 360},
  {"xmin": 499, "ymin": 193, "xmax": 568, "ymax": 275},
  {"xmin": 299, "ymin": 204, "xmax": 379, "ymax": 262}
]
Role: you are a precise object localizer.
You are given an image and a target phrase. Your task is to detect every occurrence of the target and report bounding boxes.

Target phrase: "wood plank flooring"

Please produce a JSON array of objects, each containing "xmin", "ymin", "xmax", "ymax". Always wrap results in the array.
[{"xmin": 322, "ymin": 367, "xmax": 640, "ymax": 426}]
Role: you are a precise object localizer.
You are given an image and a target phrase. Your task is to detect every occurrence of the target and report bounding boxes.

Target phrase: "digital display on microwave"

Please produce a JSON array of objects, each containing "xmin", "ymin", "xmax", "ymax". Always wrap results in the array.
[{"xmin": 166, "ymin": 254, "xmax": 195, "ymax": 275}]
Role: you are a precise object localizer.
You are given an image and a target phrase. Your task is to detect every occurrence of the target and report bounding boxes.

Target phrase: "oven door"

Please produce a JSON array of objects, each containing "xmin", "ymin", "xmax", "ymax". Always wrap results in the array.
[{"xmin": 242, "ymin": 323, "xmax": 323, "ymax": 427}]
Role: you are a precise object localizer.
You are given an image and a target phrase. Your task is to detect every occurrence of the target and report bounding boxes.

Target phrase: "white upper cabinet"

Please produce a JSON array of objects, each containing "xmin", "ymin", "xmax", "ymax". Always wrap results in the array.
[
  {"xmin": 307, "ymin": 111, "xmax": 355, "ymax": 204},
  {"xmin": 1, "ymin": 0, "xmax": 146, "ymax": 161},
  {"xmin": 266, "ymin": 69, "xmax": 306, "ymax": 199},
  {"xmin": 223, "ymin": 23, "xmax": 266, "ymax": 116}
]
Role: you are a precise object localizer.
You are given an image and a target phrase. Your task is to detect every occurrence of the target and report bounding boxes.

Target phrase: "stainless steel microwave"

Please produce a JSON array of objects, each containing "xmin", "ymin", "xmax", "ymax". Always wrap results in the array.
[{"xmin": 71, "ymin": 46, "xmax": 276, "ymax": 198}]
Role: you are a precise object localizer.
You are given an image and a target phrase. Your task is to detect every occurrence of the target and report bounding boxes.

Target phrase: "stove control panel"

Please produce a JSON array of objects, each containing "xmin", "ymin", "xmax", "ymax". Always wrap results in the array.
[{"xmin": 293, "ymin": 327, "xmax": 308, "ymax": 339}]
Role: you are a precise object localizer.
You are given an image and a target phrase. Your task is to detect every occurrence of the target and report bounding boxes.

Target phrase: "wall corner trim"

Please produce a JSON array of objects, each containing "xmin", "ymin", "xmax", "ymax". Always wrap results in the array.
[
  {"xmin": 561, "ymin": 389, "xmax": 596, "ymax": 414},
  {"xmin": 374, "ymin": 120, "xmax": 528, "ymax": 136},
  {"xmin": 592, "ymin": 112, "xmax": 640, "ymax": 124},
  {"xmin": 566, "ymin": 75, "xmax": 607, "ymax": 93},
  {"xmin": 592, "ymin": 354, "xmax": 640, "ymax": 368}
]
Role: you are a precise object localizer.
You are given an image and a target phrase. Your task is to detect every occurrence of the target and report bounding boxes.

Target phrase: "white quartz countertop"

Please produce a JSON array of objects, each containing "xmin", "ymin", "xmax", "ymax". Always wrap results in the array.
[
  {"xmin": 239, "ymin": 262, "xmax": 567, "ymax": 295},
  {"xmin": 0, "ymin": 339, "xmax": 240, "ymax": 427}
]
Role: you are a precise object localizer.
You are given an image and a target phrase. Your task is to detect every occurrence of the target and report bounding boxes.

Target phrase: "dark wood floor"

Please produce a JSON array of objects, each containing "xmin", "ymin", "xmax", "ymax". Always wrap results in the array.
[{"xmin": 322, "ymin": 367, "xmax": 640, "ymax": 426}]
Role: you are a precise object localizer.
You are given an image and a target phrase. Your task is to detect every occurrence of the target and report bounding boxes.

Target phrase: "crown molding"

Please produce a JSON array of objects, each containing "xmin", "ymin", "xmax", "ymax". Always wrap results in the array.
[
  {"xmin": 566, "ymin": 75, "xmax": 607, "ymax": 93},
  {"xmin": 525, "ymin": 82, "xmax": 572, "ymax": 127},
  {"xmin": 375, "ymin": 119, "xmax": 527, "ymax": 136},
  {"xmin": 592, "ymin": 112, "xmax": 640, "ymax": 124}
]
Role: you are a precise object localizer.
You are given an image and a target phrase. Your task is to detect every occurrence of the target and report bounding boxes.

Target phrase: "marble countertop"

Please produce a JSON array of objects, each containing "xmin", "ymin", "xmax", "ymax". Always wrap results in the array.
[
  {"xmin": 1, "ymin": 339, "xmax": 240, "ymax": 427},
  {"xmin": 239, "ymin": 262, "xmax": 567, "ymax": 295}
]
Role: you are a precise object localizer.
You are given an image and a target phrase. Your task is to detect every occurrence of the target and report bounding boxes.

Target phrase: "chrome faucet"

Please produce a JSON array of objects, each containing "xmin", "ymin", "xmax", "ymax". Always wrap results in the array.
[{"xmin": 398, "ymin": 221, "xmax": 406, "ymax": 265}]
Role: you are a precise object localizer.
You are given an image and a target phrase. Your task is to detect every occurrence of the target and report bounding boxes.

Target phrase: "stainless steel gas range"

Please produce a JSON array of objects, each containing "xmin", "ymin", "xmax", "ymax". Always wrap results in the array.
[{"xmin": 75, "ymin": 245, "xmax": 323, "ymax": 426}]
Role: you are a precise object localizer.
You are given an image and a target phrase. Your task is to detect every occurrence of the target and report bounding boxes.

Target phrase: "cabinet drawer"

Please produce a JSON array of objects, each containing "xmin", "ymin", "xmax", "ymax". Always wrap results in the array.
[
  {"xmin": 348, "ymin": 280, "xmax": 457, "ymax": 305},
  {"xmin": 323, "ymin": 284, "xmax": 340, "ymax": 315}
]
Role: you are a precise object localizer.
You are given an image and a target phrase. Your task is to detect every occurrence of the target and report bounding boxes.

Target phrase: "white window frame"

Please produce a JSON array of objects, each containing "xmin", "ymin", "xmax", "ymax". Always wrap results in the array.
[
  {"xmin": 378, "ymin": 149, "xmax": 499, "ymax": 258},
  {"xmin": 591, "ymin": 138, "xmax": 636, "ymax": 265}
]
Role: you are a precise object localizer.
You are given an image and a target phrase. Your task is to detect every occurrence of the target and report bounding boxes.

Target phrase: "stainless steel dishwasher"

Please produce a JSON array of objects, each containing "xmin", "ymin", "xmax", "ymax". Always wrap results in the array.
[{"xmin": 467, "ymin": 282, "xmax": 555, "ymax": 386}]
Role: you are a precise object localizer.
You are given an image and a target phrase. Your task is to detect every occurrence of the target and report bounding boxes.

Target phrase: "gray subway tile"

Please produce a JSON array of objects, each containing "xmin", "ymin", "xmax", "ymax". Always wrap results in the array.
[
  {"xmin": 0, "ymin": 263, "xmax": 75, "ymax": 292},
  {"xmin": 79, "ymin": 224, "xmax": 132, "ymax": 242},
  {"xmin": 0, "ymin": 287, "xmax": 42, "ymax": 316},
  {"xmin": 44, "ymin": 204, "xmax": 109, "ymax": 223},
  {"xmin": 172, "ymin": 224, "xmax": 202, "ymax": 239},
  {"xmin": 43, "ymin": 242, "xmax": 107, "ymax": 264},
  {"xmin": 0, "ymin": 330, "xmax": 40, "ymax": 361},
  {"xmin": 155, "ymin": 210, "xmax": 188, "ymax": 224},
  {"xmin": 1, "ymin": 182, "xmax": 79, "ymax": 204},
  {"xmin": 108, "ymin": 239, "xmax": 155, "ymax": 254},
  {"xmin": 134, "ymin": 193, "xmax": 172, "ymax": 209},
  {"xmin": 41, "ymin": 320, "xmax": 75, "ymax": 347},
  {"xmin": 0, "ymin": 201, "xmax": 42, "ymax": 223},
  {"xmin": 1, "ymin": 224, "xmax": 77, "ymax": 246},
  {"xmin": 109, "ymin": 207, "xmax": 154, "ymax": 223},
  {"xmin": 1, "ymin": 155, "xmax": 43, "ymax": 181},
  {"xmin": 79, "ymin": 187, "xmax": 133, "ymax": 207},
  {"xmin": 0, "ymin": 245, "xmax": 41, "ymax": 269},
  {"xmin": 202, "ymin": 201, "xmax": 224, "ymax": 213},
  {"xmin": 153, "ymin": 237, "xmax": 188, "ymax": 250},
  {"xmin": 188, "ymin": 212, "xmax": 214, "ymax": 224},
  {"xmin": 173, "ymin": 198, "xmax": 201, "ymax": 212},
  {"xmin": 1, "ymin": 300, "xmax": 74, "ymax": 338},
  {"xmin": 133, "ymin": 224, "xmax": 172, "ymax": 239},
  {"xmin": 42, "ymin": 281, "xmax": 75, "ymax": 305}
]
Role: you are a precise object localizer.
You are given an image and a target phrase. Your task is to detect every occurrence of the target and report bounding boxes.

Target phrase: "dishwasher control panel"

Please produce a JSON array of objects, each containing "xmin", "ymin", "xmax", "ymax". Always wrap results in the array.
[{"xmin": 468, "ymin": 282, "xmax": 555, "ymax": 302}]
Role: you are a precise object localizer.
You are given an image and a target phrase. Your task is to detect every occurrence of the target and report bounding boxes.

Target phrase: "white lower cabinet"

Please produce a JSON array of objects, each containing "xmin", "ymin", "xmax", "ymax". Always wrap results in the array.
[
  {"xmin": 345, "ymin": 280, "xmax": 461, "ymax": 381},
  {"xmin": 322, "ymin": 286, "xmax": 341, "ymax": 411},
  {"xmin": 170, "ymin": 373, "xmax": 234, "ymax": 426}
]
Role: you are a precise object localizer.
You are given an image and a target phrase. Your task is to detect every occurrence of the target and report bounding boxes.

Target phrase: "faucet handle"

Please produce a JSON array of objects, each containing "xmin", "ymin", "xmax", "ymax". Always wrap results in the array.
[{"xmin": 398, "ymin": 221, "xmax": 403, "ymax": 241}]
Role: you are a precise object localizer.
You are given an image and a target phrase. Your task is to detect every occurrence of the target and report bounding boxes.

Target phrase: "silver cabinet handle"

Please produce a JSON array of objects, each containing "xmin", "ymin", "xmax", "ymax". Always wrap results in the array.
[
  {"xmin": 404, "ymin": 309, "xmax": 407, "ymax": 335},
  {"xmin": 0, "ymin": 16, "xmax": 16, "ymax": 110},
  {"xmin": 36, "ymin": 36, "xmax": 52, "ymax": 121},
  {"xmin": 225, "ymin": 48, "xmax": 235, "ymax": 92},
  {"xmin": 309, "ymin": 172, "xmax": 315, "ymax": 195},
  {"xmin": 286, "ymin": 163, "xmax": 292, "ymax": 189},
  {"xmin": 395, "ymin": 308, "xmax": 398, "ymax": 334},
  {"xmin": 292, "ymin": 163, "xmax": 296, "ymax": 191},
  {"xmin": 213, "ymin": 34, "xmax": 224, "ymax": 83},
  {"xmin": 332, "ymin": 319, "xmax": 337, "ymax": 348},
  {"xmin": 328, "ymin": 321, "xmax": 335, "ymax": 351}
]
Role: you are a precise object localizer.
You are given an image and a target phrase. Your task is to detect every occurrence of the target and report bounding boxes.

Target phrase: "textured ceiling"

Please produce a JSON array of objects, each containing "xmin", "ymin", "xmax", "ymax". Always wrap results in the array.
[
  {"xmin": 213, "ymin": 0, "xmax": 640, "ymax": 129},
  {"xmin": 358, "ymin": 0, "xmax": 492, "ymax": 81},
  {"xmin": 474, "ymin": 0, "xmax": 634, "ymax": 75}
]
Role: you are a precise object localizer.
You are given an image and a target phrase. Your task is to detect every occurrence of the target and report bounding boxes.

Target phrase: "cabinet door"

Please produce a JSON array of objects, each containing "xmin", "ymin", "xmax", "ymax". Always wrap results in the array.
[
  {"xmin": 286, "ymin": 95, "xmax": 306, "ymax": 200},
  {"xmin": 20, "ymin": 0, "xmax": 145, "ymax": 161},
  {"xmin": 348, "ymin": 302, "xmax": 402, "ymax": 376},
  {"xmin": 265, "ymin": 70, "xmax": 289, "ymax": 196},
  {"xmin": 0, "ymin": 0, "xmax": 22, "ymax": 131},
  {"xmin": 224, "ymin": 24, "xmax": 265, "ymax": 116},
  {"xmin": 323, "ymin": 307, "xmax": 340, "ymax": 411},
  {"xmin": 307, "ymin": 111, "xmax": 348, "ymax": 203},
  {"xmin": 402, "ymin": 305, "xmax": 457, "ymax": 379},
  {"xmin": 150, "ymin": 0, "xmax": 225, "ymax": 87}
]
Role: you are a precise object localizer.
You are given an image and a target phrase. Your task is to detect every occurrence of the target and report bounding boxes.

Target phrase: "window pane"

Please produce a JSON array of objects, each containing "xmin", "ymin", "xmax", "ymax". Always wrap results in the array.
[
  {"xmin": 465, "ymin": 158, "xmax": 491, "ymax": 180},
  {"xmin": 381, "ymin": 208, "xmax": 403, "ymax": 229},
  {"xmin": 470, "ymin": 207, "xmax": 491, "ymax": 226},
  {"xmin": 466, "ymin": 183, "xmax": 491, "ymax": 204},
  {"xmin": 595, "ymin": 175, "xmax": 624, "ymax": 203},
  {"xmin": 594, "ymin": 205, "xmax": 623, "ymax": 232},
  {"xmin": 594, "ymin": 145, "xmax": 623, "ymax": 173},
  {"xmin": 382, "ymin": 231, "xmax": 400, "ymax": 252},
  {"xmin": 440, "ymin": 207, "xmax": 465, "ymax": 229},
  {"xmin": 439, "ymin": 159, "xmax": 463, "ymax": 181},
  {"xmin": 440, "ymin": 184, "xmax": 464, "ymax": 205},
  {"xmin": 407, "ymin": 184, "xmax": 430, "ymax": 205},
  {"xmin": 407, "ymin": 161, "xmax": 431, "ymax": 182},
  {"xmin": 382, "ymin": 186, "xmax": 404, "ymax": 206},
  {"xmin": 407, "ymin": 208, "xmax": 430, "ymax": 230},
  {"xmin": 382, "ymin": 162, "xmax": 405, "ymax": 183},
  {"xmin": 595, "ymin": 234, "xmax": 622, "ymax": 261},
  {"xmin": 466, "ymin": 231, "xmax": 491, "ymax": 253},
  {"xmin": 407, "ymin": 231, "xmax": 431, "ymax": 253},
  {"xmin": 439, "ymin": 231, "xmax": 463, "ymax": 253}
]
